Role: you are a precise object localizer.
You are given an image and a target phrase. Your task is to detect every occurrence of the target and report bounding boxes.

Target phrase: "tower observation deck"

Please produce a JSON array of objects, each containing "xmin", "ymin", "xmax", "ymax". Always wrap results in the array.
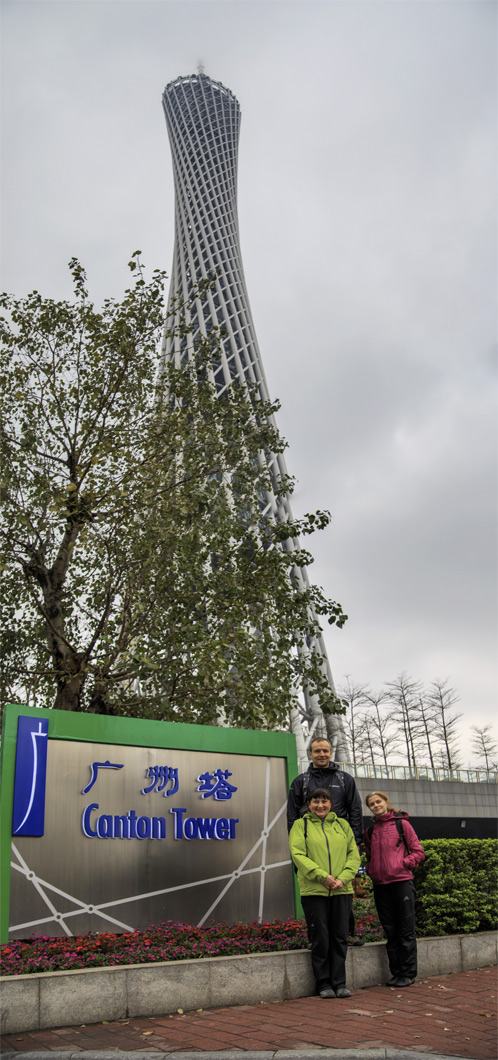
[{"xmin": 161, "ymin": 72, "xmax": 347, "ymax": 758}]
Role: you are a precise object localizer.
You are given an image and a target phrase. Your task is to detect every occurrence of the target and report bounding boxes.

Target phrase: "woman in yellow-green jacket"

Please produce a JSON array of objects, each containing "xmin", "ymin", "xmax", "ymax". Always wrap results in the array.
[{"xmin": 289, "ymin": 787, "xmax": 360, "ymax": 999}]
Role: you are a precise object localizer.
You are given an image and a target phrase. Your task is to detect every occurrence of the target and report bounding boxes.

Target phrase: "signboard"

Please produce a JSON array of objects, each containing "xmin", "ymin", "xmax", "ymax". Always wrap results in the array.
[{"xmin": 0, "ymin": 705, "xmax": 298, "ymax": 942}]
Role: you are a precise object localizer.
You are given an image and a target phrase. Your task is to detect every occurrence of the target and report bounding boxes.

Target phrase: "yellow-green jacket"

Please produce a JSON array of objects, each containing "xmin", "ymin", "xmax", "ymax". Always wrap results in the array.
[{"xmin": 289, "ymin": 811, "xmax": 360, "ymax": 897}]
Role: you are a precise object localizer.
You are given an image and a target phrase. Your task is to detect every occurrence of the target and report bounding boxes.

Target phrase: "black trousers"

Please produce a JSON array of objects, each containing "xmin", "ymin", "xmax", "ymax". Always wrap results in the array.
[
  {"xmin": 301, "ymin": 894, "xmax": 352, "ymax": 990},
  {"xmin": 373, "ymin": 880, "xmax": 418, "ymax": 979}
]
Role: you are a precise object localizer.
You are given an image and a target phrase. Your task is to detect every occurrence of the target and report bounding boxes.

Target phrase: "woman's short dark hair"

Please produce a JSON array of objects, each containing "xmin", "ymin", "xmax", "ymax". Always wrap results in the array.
[{"xmin": 308, "ymin": 787, "xmax": 334, "ymax": 807}]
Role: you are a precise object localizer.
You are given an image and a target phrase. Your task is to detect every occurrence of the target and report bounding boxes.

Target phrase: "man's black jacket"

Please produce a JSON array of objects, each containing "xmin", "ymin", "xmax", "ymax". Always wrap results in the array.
[{"xmin": 287, "ymin": 762, "xmax": 363, "ymax": 845}]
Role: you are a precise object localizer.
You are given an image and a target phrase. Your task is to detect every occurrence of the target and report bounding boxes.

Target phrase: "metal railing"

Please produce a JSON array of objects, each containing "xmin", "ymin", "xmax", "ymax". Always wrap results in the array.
[{"xmin": 298, "ymin": 761, "xmax": 498, "ymax": 784}]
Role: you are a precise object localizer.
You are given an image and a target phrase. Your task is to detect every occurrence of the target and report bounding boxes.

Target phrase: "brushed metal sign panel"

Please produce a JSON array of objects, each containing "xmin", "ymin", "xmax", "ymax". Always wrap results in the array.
[{"xmin": 10, "ymin": 740, "xmax": 294, "ymax": 938}]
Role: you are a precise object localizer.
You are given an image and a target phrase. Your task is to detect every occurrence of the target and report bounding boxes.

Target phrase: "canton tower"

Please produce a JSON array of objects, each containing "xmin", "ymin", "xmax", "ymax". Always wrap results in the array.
[{"xmin": 161, "ymin": 72, "xmax": 347, "ymax": 760}]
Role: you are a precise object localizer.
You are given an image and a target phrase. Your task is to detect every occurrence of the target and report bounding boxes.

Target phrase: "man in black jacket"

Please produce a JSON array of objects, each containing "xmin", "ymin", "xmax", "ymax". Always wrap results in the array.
[{"xmin": 287, "ymin": 735, "xmax": 364, "ymax": 945}]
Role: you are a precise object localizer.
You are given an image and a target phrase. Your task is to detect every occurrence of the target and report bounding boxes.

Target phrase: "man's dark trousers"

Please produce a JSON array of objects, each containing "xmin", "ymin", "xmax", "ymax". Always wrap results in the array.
[{"xmin": 301, "ymin": 894, "xmax": 352, "ymax": 990}]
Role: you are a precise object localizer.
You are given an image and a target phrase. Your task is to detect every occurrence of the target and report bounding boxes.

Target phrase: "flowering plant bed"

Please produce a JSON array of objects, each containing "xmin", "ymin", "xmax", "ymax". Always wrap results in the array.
[{"xmin": 1, "ymin": 902, "xmax": 384, "ymax": 976}]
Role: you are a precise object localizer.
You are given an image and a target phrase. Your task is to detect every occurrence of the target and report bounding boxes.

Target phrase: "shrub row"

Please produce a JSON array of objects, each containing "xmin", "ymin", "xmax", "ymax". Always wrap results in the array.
[
  {"xmin": 356, "ymin": 837, "xmax": 497, "ymax": 937},
  {"xmin": 414, "ymin": 837, "xmax": 497, "ymax": 936}
]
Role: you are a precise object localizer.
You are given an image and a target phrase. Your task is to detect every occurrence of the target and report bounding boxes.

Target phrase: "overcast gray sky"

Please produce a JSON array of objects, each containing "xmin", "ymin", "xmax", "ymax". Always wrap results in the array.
[{"xmin": 1, "ymin": 0, "xmax": 496, "ymax": 765}]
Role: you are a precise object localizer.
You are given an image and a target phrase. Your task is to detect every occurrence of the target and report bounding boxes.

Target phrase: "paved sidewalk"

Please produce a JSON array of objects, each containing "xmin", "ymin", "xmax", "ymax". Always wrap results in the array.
[{"xmin": 1, "ymin": 967, "xmax": 496, "ymax": 1060}]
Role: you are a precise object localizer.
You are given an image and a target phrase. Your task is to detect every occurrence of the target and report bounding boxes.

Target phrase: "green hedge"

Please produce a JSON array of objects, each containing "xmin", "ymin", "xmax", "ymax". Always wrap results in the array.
[
  {"xmin": 359, "ymin": 838, "xmax": 497, "ymax": 938},
  {"xmin": 414, "ymin": 838, "xmax": 497, "ymax": 936}
]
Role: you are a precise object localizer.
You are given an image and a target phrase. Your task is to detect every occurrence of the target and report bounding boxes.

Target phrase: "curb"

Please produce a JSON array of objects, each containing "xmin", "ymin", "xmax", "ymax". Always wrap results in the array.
[
  {"xmin": 0, "ymin": 1052, "xmax": 470, "ymax": 1060},
  {"xmin": 2, "ymin": 931, "xmax": 497, "ymax": 1035}
]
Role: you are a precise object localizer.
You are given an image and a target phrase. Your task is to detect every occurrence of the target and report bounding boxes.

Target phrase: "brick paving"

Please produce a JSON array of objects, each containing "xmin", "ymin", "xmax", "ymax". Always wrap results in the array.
[{"xmin": 1, "ymin": 967, "xmax": 497, "ymax": 1059}]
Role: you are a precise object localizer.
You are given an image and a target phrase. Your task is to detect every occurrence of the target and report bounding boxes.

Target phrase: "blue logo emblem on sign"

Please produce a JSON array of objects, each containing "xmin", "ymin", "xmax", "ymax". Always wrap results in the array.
[{"xmin": 12, "ymin": 716, "xmax": 49, "ymax": 836}]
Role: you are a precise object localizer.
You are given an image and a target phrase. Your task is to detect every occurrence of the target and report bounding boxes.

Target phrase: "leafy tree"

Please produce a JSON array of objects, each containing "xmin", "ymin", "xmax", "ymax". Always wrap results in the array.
[{"xmin": 0, "ymin": 257, "xmax": 346, "ymax": 728}]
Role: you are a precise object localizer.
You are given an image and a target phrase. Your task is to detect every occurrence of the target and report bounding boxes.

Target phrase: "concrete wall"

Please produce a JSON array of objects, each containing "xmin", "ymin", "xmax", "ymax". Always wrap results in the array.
[
  {"xmin": 2, "ymin": 931, "xmax": 497, "ymax": 1036},
  {"xmin": 354, "ymin": 777, "xmax": 498, "ymax": 839}
]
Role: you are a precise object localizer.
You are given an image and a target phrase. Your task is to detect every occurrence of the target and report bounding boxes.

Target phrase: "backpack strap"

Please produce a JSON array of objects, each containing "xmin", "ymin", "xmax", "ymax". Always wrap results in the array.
[
  {"xmin": 394, "ymin": 815, "xmax": 410, "ymax": 854},
  {"xmin": 303, "ymin": 813, "xmax": 349, "ymax": 846},
  {"xmin": 367, "ymin": 815, "xmax": 409, "ymax": 854}
]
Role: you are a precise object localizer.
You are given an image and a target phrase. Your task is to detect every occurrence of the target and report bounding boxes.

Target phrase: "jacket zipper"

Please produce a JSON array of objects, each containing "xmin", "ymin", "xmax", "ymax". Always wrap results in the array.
[
  {"xmin": 322, "ymin": 819, "xmax": 332, "ymax": 894},
  {"xmin": 374, "ymin": 818, "xmax": 398, "ymax": 881}
]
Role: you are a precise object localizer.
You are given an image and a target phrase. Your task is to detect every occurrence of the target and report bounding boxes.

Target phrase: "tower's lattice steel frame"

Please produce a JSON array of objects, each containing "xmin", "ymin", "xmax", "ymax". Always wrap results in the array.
[{"xmin": 161, "ymin": 72, "xmax": 347, "ymax": 759}]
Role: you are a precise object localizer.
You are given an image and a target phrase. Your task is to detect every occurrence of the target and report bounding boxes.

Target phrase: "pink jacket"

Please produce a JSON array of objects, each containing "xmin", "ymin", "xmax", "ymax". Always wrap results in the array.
[{"xmin": 364, "ymin": 811, "xmax": 425, "ymax": 885}]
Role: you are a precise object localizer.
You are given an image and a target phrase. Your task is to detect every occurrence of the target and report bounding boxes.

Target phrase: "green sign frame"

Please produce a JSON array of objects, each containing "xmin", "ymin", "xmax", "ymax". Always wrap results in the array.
[{"xmin": 0, "ymin": 702, "xmax": 300, "ymax": 942}]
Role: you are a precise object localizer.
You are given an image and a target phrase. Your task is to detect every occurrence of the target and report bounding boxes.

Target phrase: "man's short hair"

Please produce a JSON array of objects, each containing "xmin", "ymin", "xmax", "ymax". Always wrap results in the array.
[{"xmin": 310, "ymin": 736, "xmax": 332, "ymax": 750}]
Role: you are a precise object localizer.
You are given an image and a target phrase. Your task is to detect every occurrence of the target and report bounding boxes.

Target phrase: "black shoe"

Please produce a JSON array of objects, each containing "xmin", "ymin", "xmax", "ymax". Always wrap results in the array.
[
  {"xmin": 319, "ymin": 986, "xmax": 336, "ymax": 998},
  {"xmin": 335, "ymin": 987, "xmax": 351, "ymax": 999},
  {"xmin": 386, "ymin": 976, "xmax": 399, "ymax": 986},
  {"xmin": 393, "ymin": 977, "xmax": 415, "ymax": 987}
]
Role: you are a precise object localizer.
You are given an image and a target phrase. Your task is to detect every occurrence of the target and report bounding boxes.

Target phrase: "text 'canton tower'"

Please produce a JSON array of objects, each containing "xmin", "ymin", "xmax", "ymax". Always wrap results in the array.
[{"xmin": 161, "ymin": 72, "xmax": 347, "ymax": 760}]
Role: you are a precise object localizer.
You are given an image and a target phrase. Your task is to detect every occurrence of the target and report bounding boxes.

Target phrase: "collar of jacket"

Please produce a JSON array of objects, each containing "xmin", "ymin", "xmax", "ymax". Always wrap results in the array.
[
  {"xmin": 374, "ymin": 810, "xmax": 409, "ymax": 824},
  {"xmin": 308, "ymin": 763, "xmax": 337, "ymax": 775},
  {"xmin": 303, "ymin": 810, "xmax": 339, "ymax": 823}
]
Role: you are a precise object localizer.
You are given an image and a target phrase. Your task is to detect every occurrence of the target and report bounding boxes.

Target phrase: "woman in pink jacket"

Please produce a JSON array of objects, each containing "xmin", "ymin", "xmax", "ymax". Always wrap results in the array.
[{"xmin": 364, "ymin": 791, "xmax": 425, "ymax": 988}]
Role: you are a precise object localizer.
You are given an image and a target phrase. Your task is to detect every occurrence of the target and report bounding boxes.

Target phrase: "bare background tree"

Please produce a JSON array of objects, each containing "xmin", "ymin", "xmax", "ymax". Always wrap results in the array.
[
  {"xmin": 337, "ymin": 678, "xmax": 370, "ymax": 772},
  {"xmin": 364, "ymin": 690, "xmax": 400, "ymax": 769},
  {"xmin": 385, "ymin": 673, "xmax": 425, "ymax": 770},
  {"xmin": 334, "ymin": 673, "xmax": 495, "ymax": 777},
  {"xmin": 471, "ymin": 725, "xmax": 498, "ymax": 774},
  {"xmin": 413, "ymin": 694, "xmax": 438, "ymax": 772},
  {"xmin": 427, "ymin": 678, "xmax": 463, "ymax": 770}
]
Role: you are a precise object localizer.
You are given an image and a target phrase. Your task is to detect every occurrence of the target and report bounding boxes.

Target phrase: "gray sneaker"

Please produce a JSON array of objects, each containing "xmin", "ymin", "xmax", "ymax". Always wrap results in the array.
[
  {"xmin": 335, "ymin": 987, "xmax": 352, "ymax": 999},
  {"xmin": 319, "ymin": 986, "xmax": 336, "ymax": 998}
]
